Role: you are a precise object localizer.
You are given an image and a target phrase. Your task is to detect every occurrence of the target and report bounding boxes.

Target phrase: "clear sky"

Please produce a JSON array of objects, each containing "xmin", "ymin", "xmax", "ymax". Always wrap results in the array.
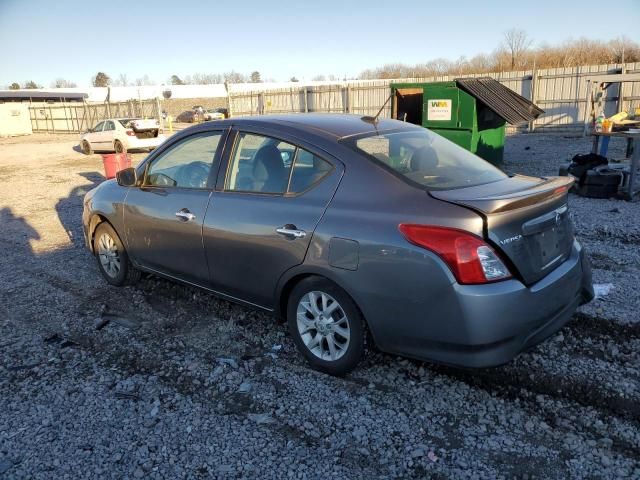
[{"xmin": 0, "ymin": 0, "xmax": 638, "ymax": 87}]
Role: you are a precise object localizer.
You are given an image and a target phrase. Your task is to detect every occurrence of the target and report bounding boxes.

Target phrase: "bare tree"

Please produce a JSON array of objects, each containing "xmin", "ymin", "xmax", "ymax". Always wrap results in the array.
[
  {"xmin": 134, "ymin": 75, "xmax": 154, "ymax": 86},
  {"xmin": 311, "ymin": 74, "xmax": 326, "ymax": 81},
  {"xmin": 224, "ymin": 71, "xmax": 246, "ymax": 83},
  {"xmin": 113, "ymin": 73, "xmax": 130, "ymax": 86},
  {"xmin": 503, "ymin": 29, "xmax": 532, "ymax": 69},
  {"xmin": 51, "ymin": 78, "xmax": 77, "ymax": 88},
  {"xmin": 184, "ymin": 73, "xmax": 223, "ymax": 84}
]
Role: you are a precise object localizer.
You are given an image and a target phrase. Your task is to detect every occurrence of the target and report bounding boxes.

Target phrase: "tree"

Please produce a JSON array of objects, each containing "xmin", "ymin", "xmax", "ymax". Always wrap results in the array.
[
  {"xmin": 223, "ymin": 71, "xmax": 246, "ymax": 83},
  {"xmin": 9, "ymin": 82, "xmax": 20, "ymax": 90},
  {"xmin": 184, "ymin": 73, "xmax": 223, "ymax": 84},
  {"xmin": 170, "ymin": 75, "xmax": 184, "ymax": 85},
  {"xmin": 311, "ymin": 75, "xmax": 326, "ymax": 81},
  {"xmin": 51, "ymin": 78, "xmax": 77, "ymax": 88},
  {"xmin": 289, "ymin": 76, "xmax": 299, "ymax": 82},
  {"xmin": 24, "ymin": 80, "xmax": 41, "ymax": 89},
  {"xmin": 92, "ymin": 72, "xmax": 110, "ymax": 87},
  {"xmin": 250, "ymin": 71, "xmax": 262, "ymax": 83},
  {"xmin": 503, "ymin": 29, "xmax": 532, "ymax": 69},
  {"xmin": 135, "ymin": 75, "xmax": 154, "ymax": 86},
  {"xmin": 112, "ymin": 73, "xmax": 129, "ymax": 86}
]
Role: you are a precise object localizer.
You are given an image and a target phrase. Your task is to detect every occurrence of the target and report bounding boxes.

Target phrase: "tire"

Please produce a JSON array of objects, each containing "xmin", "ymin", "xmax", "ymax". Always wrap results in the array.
[
  {"xmin": 287, "ymin": 277, "xmax": 366, "ymax": 376},
  {"xmin": 114, "ymin": 140, "xmax": 125, "ymax": 153},
  {"xmin": 81, "ymin": 140, "xmax": 92, "ymax": 155},
  {"xmin": 93, "ymin": 222, "xmax": 140, "ymax": 286}
]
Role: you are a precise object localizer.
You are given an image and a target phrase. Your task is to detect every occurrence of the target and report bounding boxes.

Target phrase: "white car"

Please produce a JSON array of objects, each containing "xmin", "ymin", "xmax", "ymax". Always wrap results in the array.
[
  {"xmin": 203, "ymin": 108, "xmax": 226, "ymax": 121},
  {"xmin": 80, "ymin": 118, "xmax": 166, "ymax": 154}
]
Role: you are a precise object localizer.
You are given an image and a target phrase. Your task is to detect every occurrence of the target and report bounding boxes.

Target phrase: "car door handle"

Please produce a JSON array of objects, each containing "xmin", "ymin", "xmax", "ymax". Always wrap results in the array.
[
  {"xmin": 175, "ymin": 209, "xmax": 196, "ymax": 221},
  {"xmin": 276, "ymin": 226, "xmax": 306, "ymax": 239}
]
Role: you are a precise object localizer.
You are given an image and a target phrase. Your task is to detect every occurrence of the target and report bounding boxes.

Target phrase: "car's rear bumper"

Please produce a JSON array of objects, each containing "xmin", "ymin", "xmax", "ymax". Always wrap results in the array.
[
  {"xmin": 380, "ymin": 241, "xmax": 593, "ymax": 368},
  {"xmin": 125, "ymin": 135, "xmax": 166, "ymax": 150}
]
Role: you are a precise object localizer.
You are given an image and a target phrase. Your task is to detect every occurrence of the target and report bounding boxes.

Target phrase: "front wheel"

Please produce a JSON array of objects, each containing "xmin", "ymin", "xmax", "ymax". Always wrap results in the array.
[
  {"xmin": 287, "ymin": 277, "xmax": 366, "ymax": 376},
  {"xmin": 93, "ymin": 222, "xmax": 140, "ymax": 286}
]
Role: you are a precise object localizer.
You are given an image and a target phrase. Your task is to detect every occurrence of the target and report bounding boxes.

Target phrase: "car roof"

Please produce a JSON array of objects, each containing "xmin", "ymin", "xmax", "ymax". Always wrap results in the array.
[{"xmin": 227, "ymin": 113, "xmax": 421, "ymax": 140}]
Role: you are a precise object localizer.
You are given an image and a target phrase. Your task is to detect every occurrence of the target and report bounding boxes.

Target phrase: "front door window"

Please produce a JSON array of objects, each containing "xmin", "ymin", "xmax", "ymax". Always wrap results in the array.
[{"xmin": 145, "ymin": 132, "xmax": 223, "ymax": 189}]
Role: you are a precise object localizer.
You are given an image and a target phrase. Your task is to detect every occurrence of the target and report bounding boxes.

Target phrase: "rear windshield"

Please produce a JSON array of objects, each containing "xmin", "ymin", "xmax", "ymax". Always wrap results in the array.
[
  {"xmin": 118, "ymin": 118, "xmax": 137, "ymax": 127},
  {"xmin": 346, "ymin": 129, "xmax": 507, "ymax": 190}
]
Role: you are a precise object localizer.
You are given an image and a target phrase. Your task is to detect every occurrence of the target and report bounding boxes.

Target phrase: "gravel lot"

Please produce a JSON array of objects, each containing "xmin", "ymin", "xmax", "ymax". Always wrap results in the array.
[{"xmin": 1, "ymin": 132, "xmax": 639, "ymax": 479}]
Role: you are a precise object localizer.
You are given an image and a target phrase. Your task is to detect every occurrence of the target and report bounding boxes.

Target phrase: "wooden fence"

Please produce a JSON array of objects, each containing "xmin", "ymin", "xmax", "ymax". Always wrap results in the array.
[
  {"xmin": 228, "ymin": 62, "xmax": 640, "ymax": 133},
  {"xmin": 28, "ymin": 98, "xmax": 161, "ymax": 133}
]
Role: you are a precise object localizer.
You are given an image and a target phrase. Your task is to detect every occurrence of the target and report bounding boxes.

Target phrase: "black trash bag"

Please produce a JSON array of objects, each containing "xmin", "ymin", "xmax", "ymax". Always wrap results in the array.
[{"xmin": 567, "ymin": 153, "xmax": 608, "ymax": 186}]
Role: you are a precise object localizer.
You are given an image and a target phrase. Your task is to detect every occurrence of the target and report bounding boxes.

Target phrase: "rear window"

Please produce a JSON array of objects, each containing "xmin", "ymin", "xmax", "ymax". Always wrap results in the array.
[{"xmin": 347, "ymin": 129, "xmax": 507, "ymax": 190}]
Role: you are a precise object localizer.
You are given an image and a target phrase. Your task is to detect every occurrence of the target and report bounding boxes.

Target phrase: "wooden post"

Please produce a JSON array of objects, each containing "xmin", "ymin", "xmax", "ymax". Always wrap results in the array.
[
  {"xmin": 345, "ymin": 86, "xmax": 351, "ymax": 113},
  {"xmin": 583, "ymin": 81, "xmax": 593, "ymax": 137},
  {"xmin": 528, "ymin": 69, "xmax": 538, "ymax": 132},
  {"xmin": 49, "ymin": 102, "xmax": 55, "ymax": 133},
  {"xmin": 155, "ymin": 96, "xmax": 162, "ymax": 127},
  {"xmin": 618, "ymin": 64, "xmax": 625, "ymax": 114},
  {"xmin": 303, "ymin": 87, "xmax": 308, "ymax": 113}
]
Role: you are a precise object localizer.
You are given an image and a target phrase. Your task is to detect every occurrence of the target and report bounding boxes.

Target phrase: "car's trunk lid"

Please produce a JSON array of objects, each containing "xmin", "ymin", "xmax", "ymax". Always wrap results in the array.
[
  {"xmin": 430, "ymin": 175, "xmax": 575, "ymax": 285},
  {"xmin": 129, "ymin": 119, "xmax": 160, "ymax": 139}
]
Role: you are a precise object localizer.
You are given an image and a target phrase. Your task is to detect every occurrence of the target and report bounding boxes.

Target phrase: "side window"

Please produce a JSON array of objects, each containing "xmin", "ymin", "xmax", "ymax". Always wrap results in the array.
[
  {"xmin": 93, "ymin": 121, "xmax": 105, "ymax": 132},
  {"xmin": 225, "ymin": 133, "xmax": 295, "ymax": 194},
  {"xmin": 288, "ymin": 149, "xmax": 333, "ymax": 193},
  {"xmin": 104, "ymin": 121, "xmax": 115, "ymax": 131},
  {"xmin": 145, "ymin": 132, "xmax": 222, "ymax": 189}
]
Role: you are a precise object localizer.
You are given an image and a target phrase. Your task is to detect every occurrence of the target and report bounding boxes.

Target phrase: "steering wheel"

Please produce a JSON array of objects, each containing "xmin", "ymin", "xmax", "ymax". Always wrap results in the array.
[{"xmin": 176, "ymin": 161, "xmax": 210, "ymax": 188}]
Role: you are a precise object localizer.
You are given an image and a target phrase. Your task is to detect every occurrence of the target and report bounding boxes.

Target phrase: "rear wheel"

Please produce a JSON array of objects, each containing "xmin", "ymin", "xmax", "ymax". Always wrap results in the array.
[
  {"xmin": 93, "ymin": 222, "xmax": 140, "ymax": 286},
  {"xmin": 114, "ymin": 140, "xmax": 125, "ymax": 153},
  {"xmin": 287, "ymin": 277, "xmax": 366, "ymax": 376},
  {"xmin": 81, "ymin": 140, "xmax": 92, "ymax": 155}
]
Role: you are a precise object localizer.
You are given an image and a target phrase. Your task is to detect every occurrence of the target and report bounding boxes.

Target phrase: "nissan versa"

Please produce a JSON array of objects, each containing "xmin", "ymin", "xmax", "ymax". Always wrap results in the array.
[{"xmin": 82, "ymin": 114, "xmax": 594, "ymax": 375}]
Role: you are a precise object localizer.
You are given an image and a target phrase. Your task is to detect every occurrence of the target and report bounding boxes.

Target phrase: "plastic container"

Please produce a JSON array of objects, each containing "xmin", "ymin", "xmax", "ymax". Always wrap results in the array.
[{"xmin": 101, "ymin": 153, "xmax": 132, "ymax": 179}]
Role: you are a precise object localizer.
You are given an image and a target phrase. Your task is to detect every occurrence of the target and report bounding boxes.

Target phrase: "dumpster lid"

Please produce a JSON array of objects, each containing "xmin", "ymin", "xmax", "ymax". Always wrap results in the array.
[{"xmin": 455, "ymin": 77, "xmax": 544, "ymax": 125}]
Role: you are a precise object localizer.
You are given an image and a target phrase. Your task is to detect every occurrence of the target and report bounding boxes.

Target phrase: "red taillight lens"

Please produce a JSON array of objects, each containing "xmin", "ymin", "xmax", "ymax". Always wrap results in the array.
[
  {"xmin": 126, "ymin": 129, "xmax": 136, "ymax": 136},
  {"xmin": 398, "ymin": 224, "xmax": 512, "ymax": 284}
]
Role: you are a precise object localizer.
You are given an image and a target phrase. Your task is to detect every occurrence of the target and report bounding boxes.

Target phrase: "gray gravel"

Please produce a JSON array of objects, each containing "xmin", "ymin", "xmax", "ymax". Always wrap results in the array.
[{"xmin": 1, "ymin": 133, "xmax": 639, "ymax": 479}]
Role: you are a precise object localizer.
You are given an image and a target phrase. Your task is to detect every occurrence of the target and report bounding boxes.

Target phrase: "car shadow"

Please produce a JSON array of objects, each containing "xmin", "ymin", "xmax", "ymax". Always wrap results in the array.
[{"xmin": 55, "ymin": 171, "xmax": 105, "ymax": 247}]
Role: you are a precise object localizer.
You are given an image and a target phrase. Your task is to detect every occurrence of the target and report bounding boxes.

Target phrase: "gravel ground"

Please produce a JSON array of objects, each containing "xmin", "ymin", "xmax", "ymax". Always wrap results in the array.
[{"xmin": 1, "ymin": 133, "xmax": 639, "ymax": 479}]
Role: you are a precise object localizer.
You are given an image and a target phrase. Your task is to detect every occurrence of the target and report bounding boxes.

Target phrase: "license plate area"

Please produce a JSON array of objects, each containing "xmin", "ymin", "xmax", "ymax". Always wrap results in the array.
[
  {"xmin": 536, "ymin": 227, "xmax": 565, "ymax": 269},
  {"xmin": 521, "ymin": 204, "xmax": 573, "ymax": 272}
]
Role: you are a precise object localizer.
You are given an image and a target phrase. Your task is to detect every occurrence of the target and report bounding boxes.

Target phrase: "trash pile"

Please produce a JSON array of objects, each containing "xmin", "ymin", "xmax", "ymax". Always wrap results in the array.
[
  {"xmin": 560, "ymin": 153, "xmax": 626, "ymax": 198},
  {"xmin": 559, "ymin": 108, "xmax": 639, "ymax": 199}
]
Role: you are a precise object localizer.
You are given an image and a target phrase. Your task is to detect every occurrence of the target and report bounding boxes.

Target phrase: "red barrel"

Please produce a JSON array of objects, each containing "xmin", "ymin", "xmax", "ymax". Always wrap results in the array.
[{"xmin": 101, "ymin": 153, "xmax": 132, "ymax": 179}]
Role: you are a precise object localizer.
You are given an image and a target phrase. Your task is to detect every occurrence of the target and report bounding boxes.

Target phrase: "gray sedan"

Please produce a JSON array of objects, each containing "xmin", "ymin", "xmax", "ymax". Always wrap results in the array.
[{"xmin": 82, "ymin": 114, "xmax": 594, "ymax": 375}]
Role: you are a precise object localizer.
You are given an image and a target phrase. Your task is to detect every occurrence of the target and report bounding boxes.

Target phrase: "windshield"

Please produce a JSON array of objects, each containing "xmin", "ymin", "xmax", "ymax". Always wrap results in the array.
[{"xmin": 347, "ymin": 129, "xmax": 507, "ymax": 190}]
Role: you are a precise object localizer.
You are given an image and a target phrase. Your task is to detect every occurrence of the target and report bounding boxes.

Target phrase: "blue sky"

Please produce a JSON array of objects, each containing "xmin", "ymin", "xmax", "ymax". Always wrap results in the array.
[{"xmin": 0, "ymin": 0, "xmax": 638, "ymax": 87}]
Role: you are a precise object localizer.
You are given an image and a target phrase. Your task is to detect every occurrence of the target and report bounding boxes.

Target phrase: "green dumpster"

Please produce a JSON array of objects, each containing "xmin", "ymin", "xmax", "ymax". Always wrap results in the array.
[{"xmin": 390, "ymin": 77, "xmax": 543, "ymax": 165}]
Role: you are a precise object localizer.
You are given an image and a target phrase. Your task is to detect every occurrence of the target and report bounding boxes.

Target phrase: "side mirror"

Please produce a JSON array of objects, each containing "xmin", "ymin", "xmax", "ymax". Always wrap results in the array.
[{"xmin": 116, "ymin": 167, "xmax": 137, "ymax": 187}]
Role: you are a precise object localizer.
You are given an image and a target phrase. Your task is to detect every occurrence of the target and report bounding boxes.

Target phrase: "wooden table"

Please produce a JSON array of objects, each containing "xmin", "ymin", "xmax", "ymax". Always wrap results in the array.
[{"xmin": 590, "ymin": 131, "xmax": 640, "ymax": 200}]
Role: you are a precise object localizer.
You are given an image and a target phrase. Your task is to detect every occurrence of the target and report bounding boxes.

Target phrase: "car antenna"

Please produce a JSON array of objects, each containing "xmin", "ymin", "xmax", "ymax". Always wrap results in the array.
[{"xmin": 361, "ymin": 94, "xmax": 392, "ymax": 126}]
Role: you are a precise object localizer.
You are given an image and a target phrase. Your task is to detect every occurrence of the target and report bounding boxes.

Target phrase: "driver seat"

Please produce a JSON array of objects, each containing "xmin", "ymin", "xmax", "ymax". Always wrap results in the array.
[{"xmin": 252, "ymin": 145, "xmax": 287, "ymax": 192}]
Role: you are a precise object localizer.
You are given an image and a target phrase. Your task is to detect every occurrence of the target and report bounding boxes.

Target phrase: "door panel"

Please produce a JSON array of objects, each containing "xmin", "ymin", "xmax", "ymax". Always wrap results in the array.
[
  {"xmin": 203, "ymin": 132, "xmax": 342, "ymax": 307},
  {"xmin": 123, "ymin": 130, "xmax": 226, "ymax": 283}
]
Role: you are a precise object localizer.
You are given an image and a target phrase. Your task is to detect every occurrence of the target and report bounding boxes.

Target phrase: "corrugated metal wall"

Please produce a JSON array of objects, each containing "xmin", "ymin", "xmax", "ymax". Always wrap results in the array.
[{"xmin": 228, "ymin": 62, "xmax": 640, "ymax": 133}]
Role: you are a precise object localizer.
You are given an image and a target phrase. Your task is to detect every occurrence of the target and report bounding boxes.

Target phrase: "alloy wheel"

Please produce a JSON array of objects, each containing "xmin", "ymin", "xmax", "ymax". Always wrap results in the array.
[
  {"xmin": 97, "ymin": 233, "xmax": 121, "ymax": 278},
  {"xmin": 296, "ymin": 291, "xmax": 350, "ymax": 361}
]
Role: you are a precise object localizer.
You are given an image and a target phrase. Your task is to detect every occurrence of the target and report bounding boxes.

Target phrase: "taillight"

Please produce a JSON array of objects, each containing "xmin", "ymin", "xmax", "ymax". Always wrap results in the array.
[
  {"xmin": 126, "ymin": 129, "xmax": 135, "ymax": 136},
  {"xmin": 398, "ymin": 224, "xmax": 512, "ymax": 284}
]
